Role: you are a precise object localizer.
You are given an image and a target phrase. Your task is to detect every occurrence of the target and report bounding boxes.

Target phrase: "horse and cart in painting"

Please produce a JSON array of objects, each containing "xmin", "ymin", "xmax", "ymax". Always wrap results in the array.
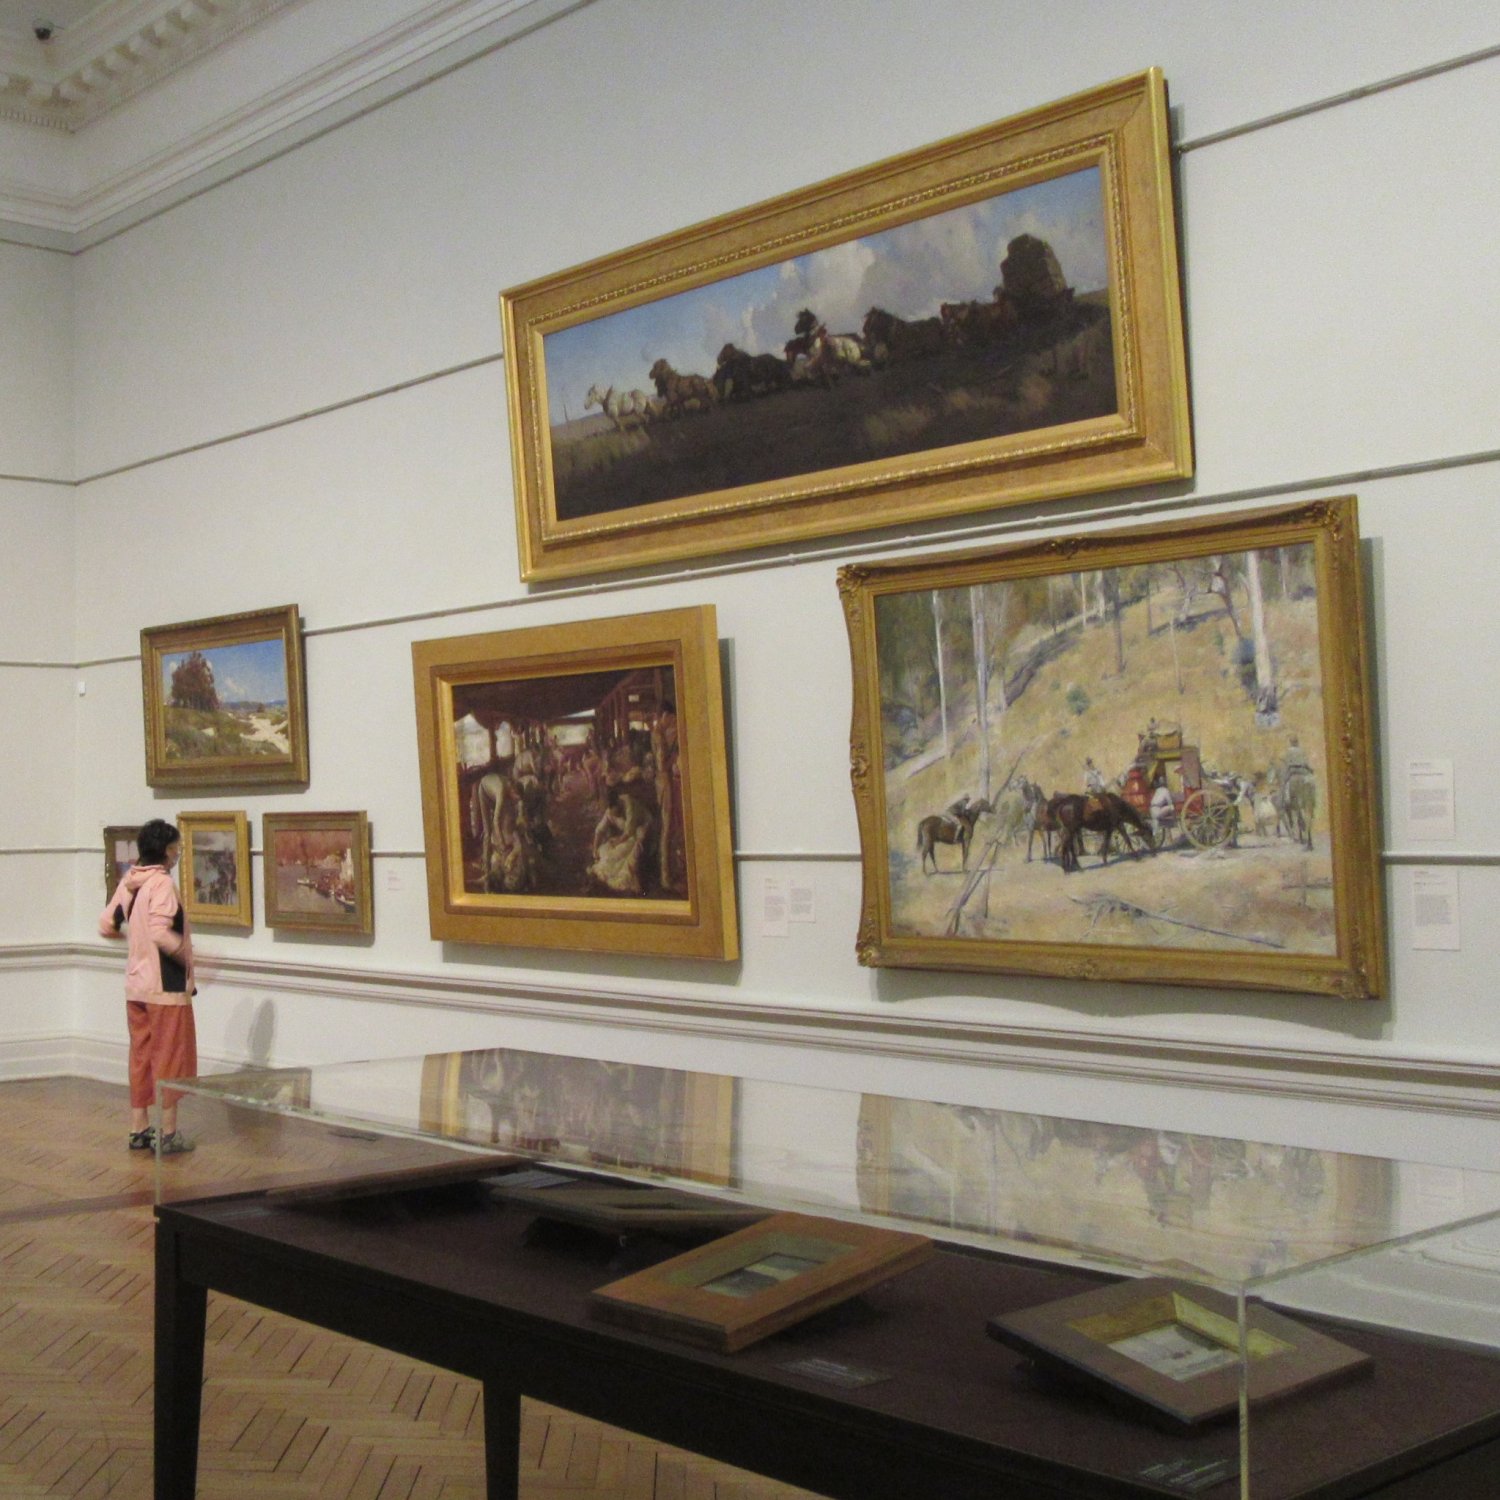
[{"xmin": 841, "ymin": 500, "xmax": 1386, "ymax": 999}]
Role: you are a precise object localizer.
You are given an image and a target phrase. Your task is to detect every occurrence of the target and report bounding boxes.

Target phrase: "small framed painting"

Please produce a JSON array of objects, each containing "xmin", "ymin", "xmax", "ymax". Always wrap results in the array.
[
  {"xmin": 261, "ymin": 811, "xmax": 373, "ymax": 935},
  {"xmin": 590, "ymin": 1211, "xmax": 933, "ymax": 1352},
  {"xmin": 140, "ymin": 604, "xmax": 308, "ymax": 789},
  {"xmin": 102, "ymin": 825, "xmax": 140, "ymax": 900},
  {"xmin": 178, "ymin": 811, "xmax": 252, "ymax": 929},
  {"xmin": 987, "ymin": 1277, "xmax": 1371, "ymax": 1428}
]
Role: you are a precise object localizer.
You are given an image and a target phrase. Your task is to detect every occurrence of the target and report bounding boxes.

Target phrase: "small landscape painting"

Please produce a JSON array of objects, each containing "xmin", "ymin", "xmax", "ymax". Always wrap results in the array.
[
  {"xmin": 140, "ymin": 605, "xmax": 308, "ymax": 789},
  {"xmin": 159, "ymin": 639, "xmax": 290, "ymax": 763},
  {"xmin": 178, "ymin": 811, "xmax": 252, "ymax": 929},
  {"xmin": 840, "ymin": 499, "xmax": 1385, "ymax": 997},
  {"xmin": 262, "ymin": 812, "xmax": 372, "ymax": 935},
  {"xmin": 190, "ymin": 829, "xmax": 240, "ymax": 905}
]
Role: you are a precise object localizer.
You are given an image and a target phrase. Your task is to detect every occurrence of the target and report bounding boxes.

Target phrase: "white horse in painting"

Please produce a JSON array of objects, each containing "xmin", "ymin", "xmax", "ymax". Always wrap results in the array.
[{"xmin": 584, "ymin": 383, "xmax": 653, "ymax": 433}]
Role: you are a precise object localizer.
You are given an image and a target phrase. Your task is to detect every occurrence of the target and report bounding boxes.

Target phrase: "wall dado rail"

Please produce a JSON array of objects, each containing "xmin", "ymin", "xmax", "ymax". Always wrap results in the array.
[{"xmin": 4, "ymin": 940, "xmax": 1499, "ymax": 1125}]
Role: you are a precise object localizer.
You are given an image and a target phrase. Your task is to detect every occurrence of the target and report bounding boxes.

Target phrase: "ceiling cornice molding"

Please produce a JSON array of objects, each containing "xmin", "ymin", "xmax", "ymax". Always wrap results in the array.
[
  {"xmin": 0, "ymin": 0, "xmax": 302, "ymax": 131},
  {"xmin": 0, "ymin": 0, "xmax": 585, "ymax": 248}
]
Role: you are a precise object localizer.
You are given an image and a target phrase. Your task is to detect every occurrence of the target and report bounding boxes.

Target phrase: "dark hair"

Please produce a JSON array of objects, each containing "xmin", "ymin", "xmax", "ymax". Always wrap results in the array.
[{"xmin": 136, "ymin": 818, "xmax": 181, "ymax": 864}]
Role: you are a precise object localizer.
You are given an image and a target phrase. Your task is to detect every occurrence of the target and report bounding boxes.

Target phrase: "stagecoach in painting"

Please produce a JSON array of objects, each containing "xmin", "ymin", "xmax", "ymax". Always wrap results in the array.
[{"xmin": 1119, "ymin": 724, "xmax": 1237, "ymax": 851}]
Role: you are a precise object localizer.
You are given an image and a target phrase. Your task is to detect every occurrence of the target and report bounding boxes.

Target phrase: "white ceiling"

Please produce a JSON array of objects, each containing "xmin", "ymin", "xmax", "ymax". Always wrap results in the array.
[{"xmin": 0, "ymin": 0, "xmax": 583, "ymax": 249}]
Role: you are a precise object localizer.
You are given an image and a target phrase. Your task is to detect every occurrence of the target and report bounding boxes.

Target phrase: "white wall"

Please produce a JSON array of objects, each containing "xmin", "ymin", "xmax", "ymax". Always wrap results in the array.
[
  {"xmin": 9, "ymin": 1, "xmax": 1500, "ymax": 1164},
  {"xmin": 0, "ymin": 240, "xmax": 76, "ymax": 1073}
]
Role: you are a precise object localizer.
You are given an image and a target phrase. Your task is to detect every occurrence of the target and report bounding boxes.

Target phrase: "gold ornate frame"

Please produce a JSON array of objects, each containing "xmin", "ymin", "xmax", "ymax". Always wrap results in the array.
[
  {"xmin": 177, "ymin": 810, "xmax": 253, "ymax": 930},
  {"xmin": 261, "ymin": 811, "xmax": 373, "ymax": 936},
  {"xmin": 502, "ymin": 69, "xmax": 1191, "ymax": 582},
  {"xmin": 140, "ymin": 604, "xmax": 308, "ymax": 789},
  {"xmin": 411, "ymin": 605, "xmax": 738, "ymax": 960},
  {"xmin": 839, "ymin": 498, "xmax": 1385, "ymax": 998}
]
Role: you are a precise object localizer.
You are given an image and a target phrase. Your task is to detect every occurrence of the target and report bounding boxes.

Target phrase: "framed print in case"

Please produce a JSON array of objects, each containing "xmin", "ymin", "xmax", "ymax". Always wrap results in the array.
[
  {"xmin": 590, "ymin": 1211, "xmax": 933, "ymax": 1353},
  {"xmin": 411, "ymin": 606, "xmax": 738, "ymax": 961},
  {"xmin": 261, "ymin": 811, "xmax": 373, "ymax": 935},
  {"xmin": 839, "ymin": 498, "xmax": 1385, "ymax": 998},
  {"xmin": 178, "ymin": 810, "xmax": 252, "ymax": 929},
  {"xmin": 103, "ymin": 825, "xmax": 140, "ymax": 899},
  {"xmin": 502, "ymin": 69, "xmax": 1191, "ymax": 582},
  {"xmin": 987, "ymin": 1278, "xmax": 1371, "ymax": 1429},
  {"xmin": 140, "ymin": 604, "xmax": 308, "ymax": 789}
]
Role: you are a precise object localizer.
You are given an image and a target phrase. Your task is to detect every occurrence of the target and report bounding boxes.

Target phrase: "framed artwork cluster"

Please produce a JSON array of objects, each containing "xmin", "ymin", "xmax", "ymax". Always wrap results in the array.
[
  {"xmin": 120, "ymin": 69, "xmax": 1389, "ymax": 1004},
  {"xmin": 126, "ymin": 605, "xmax": 373, "ymax": 938}
]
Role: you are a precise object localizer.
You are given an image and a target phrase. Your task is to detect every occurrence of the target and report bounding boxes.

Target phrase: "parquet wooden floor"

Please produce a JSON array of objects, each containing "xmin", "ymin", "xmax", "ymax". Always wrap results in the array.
[{"xmin": 0, "ymin": 1077, "xmax": 827, "ymax": 1499}]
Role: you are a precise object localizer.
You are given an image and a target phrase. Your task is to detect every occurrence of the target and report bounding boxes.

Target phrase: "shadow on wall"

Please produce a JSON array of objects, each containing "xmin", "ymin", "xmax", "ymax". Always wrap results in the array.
[{"xmin": 223, "ymin": 996, "xmax": 278, "ymax": 1066}]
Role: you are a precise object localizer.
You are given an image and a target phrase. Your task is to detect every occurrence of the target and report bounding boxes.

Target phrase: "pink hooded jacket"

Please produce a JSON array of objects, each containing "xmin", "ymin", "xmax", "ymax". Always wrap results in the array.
[{"xmin": 99, "ymin": 864, "xmax": 196, "ymax": 1006}]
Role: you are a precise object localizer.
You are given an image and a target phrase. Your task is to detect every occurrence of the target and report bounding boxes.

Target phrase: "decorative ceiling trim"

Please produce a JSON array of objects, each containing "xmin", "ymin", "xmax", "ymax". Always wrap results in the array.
[
  {"xmin": 0, "ymin": 0, "xmax": 301, "ymax": 131},
  {"xmin": 0, "ymin": 0, "xmax": 588, "ymax": 248}
]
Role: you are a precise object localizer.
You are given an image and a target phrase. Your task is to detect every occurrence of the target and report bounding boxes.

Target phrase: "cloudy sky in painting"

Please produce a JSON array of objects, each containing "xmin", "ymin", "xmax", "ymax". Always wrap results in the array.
[{"xmin": 544, "ymin": 166, "xmax": 1105, "ymax": 425}]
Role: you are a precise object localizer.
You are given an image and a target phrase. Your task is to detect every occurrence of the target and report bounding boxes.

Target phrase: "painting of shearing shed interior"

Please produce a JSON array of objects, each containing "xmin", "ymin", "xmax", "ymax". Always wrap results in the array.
[{"xmin": 451, "ymin": 665, "xmax": 686, "ymax": 900}]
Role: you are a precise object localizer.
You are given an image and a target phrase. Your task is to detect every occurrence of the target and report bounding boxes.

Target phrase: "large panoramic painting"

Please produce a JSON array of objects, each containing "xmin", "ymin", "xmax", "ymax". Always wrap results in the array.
[
  {"xmin": 502, "ymin": 70, "xmax": 1191, "ymax": 581},
  {"xmin": 140, "ymin": 604, "xmax": 308, "ymax": 789},
  {"xmin": 839, "ymin": 499, "xmax": 1386, "ymax": 997},
  {"xmin": 411, "ymin": 607, "xmax": 738, "ymax": 960}
]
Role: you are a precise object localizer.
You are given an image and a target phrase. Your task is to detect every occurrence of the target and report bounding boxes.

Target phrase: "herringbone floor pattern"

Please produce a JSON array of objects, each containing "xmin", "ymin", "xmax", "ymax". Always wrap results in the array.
[{"xmin": 0, "ymin": 1077, "xmax": 826, "ymax": 1499}]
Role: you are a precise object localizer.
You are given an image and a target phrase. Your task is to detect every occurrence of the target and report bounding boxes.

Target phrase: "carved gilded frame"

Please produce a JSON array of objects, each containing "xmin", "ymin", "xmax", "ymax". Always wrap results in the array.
[
  {"xmin": 411, "ymin": 606, "xmax": 738, "ymax": 961},
  {"xmin": 502, "ymin": 70, "xmax": 1191, "ymax": 582},
  {"xmin": 177, "ymin": 810, "xmax": 253, "ymax": 930},
  {"xmin": 839, "ymin": 498, "xmax": 1385, "ymax": 998}
]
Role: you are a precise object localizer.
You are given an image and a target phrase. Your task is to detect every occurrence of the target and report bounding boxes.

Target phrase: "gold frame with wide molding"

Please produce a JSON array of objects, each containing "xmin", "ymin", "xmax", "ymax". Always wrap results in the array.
[
  {"xmin": 839, "ymin": 498, "xmax": 1385, "ymax": 999},
  {"xmin": 412, "ymin": 605, "xmax": 738, "ymax": 961},
  {"xmin": 501, "ymin": 69, "xmax": 1191, "ymax": 582}
]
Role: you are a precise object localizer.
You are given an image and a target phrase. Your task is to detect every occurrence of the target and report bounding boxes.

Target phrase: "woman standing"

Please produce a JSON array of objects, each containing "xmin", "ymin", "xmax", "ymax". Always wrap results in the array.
[{"xmin": 99, "ymin": 817, "xmax": 198, "ymax": 1153}]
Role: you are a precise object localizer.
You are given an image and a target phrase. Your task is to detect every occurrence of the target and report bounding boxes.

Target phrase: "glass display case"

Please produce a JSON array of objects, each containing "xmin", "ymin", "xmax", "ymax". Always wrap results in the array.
[{"xmin": 154, "ymin": 1047, "xmax": 1500, "ymax": 1499}]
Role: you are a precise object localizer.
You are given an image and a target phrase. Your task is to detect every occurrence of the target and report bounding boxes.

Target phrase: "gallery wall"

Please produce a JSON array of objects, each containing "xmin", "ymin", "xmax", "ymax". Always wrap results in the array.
[{"xmin": 3, "ymin": 0, "xmax": 1498, "ymax": 1165}]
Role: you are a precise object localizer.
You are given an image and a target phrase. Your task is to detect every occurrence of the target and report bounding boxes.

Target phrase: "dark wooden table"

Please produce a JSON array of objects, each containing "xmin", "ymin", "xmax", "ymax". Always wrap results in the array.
[{"xmin": 155, "ymin": 1186, "xmax": 1500, "ymax": 1499}]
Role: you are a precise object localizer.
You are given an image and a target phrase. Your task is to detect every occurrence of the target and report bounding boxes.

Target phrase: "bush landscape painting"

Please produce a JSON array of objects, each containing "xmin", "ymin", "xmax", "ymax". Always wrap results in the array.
[
  {"xmin": 159, "ymin": 639, "xmax": 290, "ymax": 764},
  {"xmin": 503, "ymin": 71, "xmax": 1191, "ymax": 580},
  {"xmin": 544, "ymin": 168, "xmax": 1113, "ymax": 519},
  {"xmin": 412, "ymin": 608, "xmax": 738, "ymax": 961},
  {"xmin": 141, "ymin": 605, "xmax": 308, "ymax": 789},
  {"xmin": 840, "ymin": 500, "xmax": 1386, "ymax": 998}
]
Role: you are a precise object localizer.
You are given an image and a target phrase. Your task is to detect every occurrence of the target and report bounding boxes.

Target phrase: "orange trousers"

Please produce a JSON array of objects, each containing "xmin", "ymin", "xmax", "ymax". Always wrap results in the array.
[{"xmin": 126, "ymin": 1001, "xmax": 198, "ymax": 1110}]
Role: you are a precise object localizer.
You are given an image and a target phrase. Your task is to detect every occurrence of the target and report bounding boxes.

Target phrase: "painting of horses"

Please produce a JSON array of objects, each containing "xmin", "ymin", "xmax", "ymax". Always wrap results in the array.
[
  {"xmin": 261, "ymin": 811, "xmax": 372, "ymax": 935},
  {"xmin": 502, "ymin": 71, "xmax": 1190, "ymax": 581},
  {"xmin": 140, "ymin": 605, "xmax": 308, "ymax": 789},
  {"xmin": 411, "ymin": 607, "xmax": 738, "ymax": 960},
  {"xmin": 840, "ymin": 498, "xmax": 1386, "ymax": 998},
  {"xmin": 177, "ymin": 811, "xmax": 252, "ymax": 929}
]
